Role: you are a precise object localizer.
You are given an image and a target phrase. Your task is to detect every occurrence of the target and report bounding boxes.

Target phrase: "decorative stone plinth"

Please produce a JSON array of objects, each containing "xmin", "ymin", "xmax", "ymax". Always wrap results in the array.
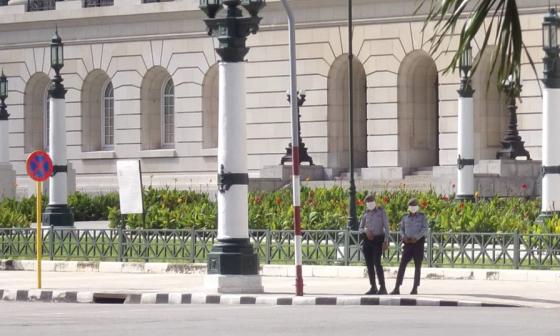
[
  {"xmin": 204, "ymin": 274, "xmax": 264, "ymax": 294},
  {"xmin": 260, "ymin": 165, "xmax": 325, "ymax": 182},
  {"xmin": 0, "ymin": 163, "xmax": 16, "ymax": 199}
]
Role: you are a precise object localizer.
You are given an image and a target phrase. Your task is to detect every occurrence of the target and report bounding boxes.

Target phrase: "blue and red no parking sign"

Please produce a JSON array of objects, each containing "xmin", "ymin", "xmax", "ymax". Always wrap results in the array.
[{"xmin": 26, "ymin": 150, "xmax": 54, "ymax": 182}]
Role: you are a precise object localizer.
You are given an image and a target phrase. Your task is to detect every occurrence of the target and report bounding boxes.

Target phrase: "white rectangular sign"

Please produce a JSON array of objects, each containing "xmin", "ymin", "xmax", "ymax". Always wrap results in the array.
[{"xmin": 116, "ymin": 160, "xmax": 144, "ymax": 214}]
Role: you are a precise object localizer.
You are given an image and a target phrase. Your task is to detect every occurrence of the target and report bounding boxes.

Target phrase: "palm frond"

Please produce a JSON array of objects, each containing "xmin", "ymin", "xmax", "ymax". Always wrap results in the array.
[{"xmin": 416, "ymin": 0, "xmax": 537, "ymax": 96}]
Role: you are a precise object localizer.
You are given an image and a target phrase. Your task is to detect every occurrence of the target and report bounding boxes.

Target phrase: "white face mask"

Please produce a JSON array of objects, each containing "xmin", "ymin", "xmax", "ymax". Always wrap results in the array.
[
  {"xmin": 366, "ymin": 202, "xmax": 376, "ymax": 210},
  {"xmin": 408, "ymin": 206, "xmax": 419, "ymax": 214}
]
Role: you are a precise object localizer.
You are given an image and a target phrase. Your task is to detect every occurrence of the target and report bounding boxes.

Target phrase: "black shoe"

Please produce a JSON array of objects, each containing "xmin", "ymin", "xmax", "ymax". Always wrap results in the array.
[
  {"xmin": 377, "ymin": 287, "xmax": 387, "ymax": 295},
  {"xmin": 390, "ymin": 287, "xmax": 400, "ymax": 295},
  {"xmin": 410, "ymin": 287, "xmax": 418, "ymax": 295},
  {"xmin": 365, "ymin": 287, "xmax": 378, "ymax": 295}
]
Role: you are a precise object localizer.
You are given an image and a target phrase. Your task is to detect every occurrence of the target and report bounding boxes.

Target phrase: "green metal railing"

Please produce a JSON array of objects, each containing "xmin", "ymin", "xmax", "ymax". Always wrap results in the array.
[{"xmin": 1, "ymin": 228, "xmax": 559, "ymax": 269}]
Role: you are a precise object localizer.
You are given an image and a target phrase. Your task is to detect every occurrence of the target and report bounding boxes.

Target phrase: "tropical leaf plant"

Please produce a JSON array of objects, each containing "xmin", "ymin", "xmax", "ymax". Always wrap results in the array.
[{"xmin": 416, "ymin": 0, "xmax": 539, "ymax": 95}]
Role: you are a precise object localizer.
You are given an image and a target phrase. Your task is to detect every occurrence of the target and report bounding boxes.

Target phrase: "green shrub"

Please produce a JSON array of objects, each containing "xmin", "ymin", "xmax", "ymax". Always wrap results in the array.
[{"xmin": 1, "ymin": 186, "xmax": 559, "ymax": 234}]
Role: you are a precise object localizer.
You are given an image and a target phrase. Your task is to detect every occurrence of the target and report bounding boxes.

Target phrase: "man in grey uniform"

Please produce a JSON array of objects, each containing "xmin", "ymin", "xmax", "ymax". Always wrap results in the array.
[
  {"xmin": 390, "ymin": 198, "xmax": 428, "ymax": 295},
  {"xmin": 359, "ymin": 194, "xmax": 389, "ymax": 295}
]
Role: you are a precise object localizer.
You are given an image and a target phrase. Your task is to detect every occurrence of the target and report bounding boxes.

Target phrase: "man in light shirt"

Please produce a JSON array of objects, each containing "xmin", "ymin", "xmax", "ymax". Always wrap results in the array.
[
  {"xmin": 359, "ymin": 194, "xmax": 389, "ymax": 295},
  {"xmin": 391, "ymin": 198, "xmax": 428, "ymax": 295}
]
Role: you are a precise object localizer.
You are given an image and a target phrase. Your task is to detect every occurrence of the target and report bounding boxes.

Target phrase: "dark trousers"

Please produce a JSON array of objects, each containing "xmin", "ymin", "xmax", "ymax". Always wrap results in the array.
[
  {"xmin": 395, "ymin": 237, "xmax": 425, "ymax": 288},
  {"xmin": 362, "ymin": 235, "xmax": 386, "ymax": 289}
]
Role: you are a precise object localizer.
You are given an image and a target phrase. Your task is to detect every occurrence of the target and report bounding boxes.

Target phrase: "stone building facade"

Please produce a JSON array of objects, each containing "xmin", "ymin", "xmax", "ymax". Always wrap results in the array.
[{"xmin": 0, "ymin": 0, "xmax": 552, "ymax": 195}]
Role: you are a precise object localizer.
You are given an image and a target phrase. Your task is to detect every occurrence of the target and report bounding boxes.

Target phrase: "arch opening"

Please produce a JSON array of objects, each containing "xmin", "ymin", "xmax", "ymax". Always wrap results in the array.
[
  {"xmin": 327, "ymin": 54, "xmax": 368, "ymax": 174},
  {"xmin": 397, "ymin": 51, "xmax": 439, "ymax": 172}
]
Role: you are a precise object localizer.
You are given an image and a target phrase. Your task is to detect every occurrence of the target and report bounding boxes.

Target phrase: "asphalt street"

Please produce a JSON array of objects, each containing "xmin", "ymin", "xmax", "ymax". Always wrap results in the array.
[{"xmin": 0, "ymin": 303, "xmax": 558, "ymax": 336}]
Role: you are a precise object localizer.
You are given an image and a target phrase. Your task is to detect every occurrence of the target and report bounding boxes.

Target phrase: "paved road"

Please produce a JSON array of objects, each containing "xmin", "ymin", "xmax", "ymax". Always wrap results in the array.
[
  {"xmin": 1, "ymin": 271, "xmax": 560, "ymax": 307},
  {"xmin": 0, "ymin": 303, "xmax": 558, "ymax": 336}
]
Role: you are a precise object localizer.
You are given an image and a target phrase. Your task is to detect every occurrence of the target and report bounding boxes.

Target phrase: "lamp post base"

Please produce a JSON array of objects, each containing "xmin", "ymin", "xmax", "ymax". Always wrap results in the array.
[
  {"xmin": 204, "ymin": 274, "xmax": 264, "ymax": 294},
  {"xmin": 280, "ymin": 142, "xmax": 314, "ymax": 166},
  {"xmin": 496, "ymin": 140, "xmax": 531, "ymax": 160},
  {"xmin": 207, "ymin": 238, "xmax": 259, "ymax": 275},
  {"xmin": 42, "ymin": 204, "xmax": 74, "ymax": 227},
  {"xmin": 535, "ymin": 211, "xmax": 559, "ymax": 224},
  {"xmin": 455, "ymin": 194, "xmax": 475, "ymax": 202}
]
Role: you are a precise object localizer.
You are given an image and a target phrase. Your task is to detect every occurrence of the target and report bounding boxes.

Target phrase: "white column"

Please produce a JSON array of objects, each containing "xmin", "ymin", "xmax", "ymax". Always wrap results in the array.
[
  {"xmin": 457, "ymin": 96, "xmax": 474, "ymax": 197},
  {"xmin": 48, "ymin": 97, "xmax": 68, "ymax": 205},
  {"xmin": 0, "ymin": 120, "xmax": 8, "ymax": 163},
  {"xmin": 542, "ymin": 88, "xmax": 560, "ymax": 213},
  {"xmin": 217, "ymin": 61, "xmax": 248, "ymax": 240}
]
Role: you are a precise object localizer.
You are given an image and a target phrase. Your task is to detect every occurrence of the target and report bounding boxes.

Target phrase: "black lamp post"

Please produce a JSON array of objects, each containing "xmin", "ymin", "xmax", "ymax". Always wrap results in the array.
[
  {"xmin": 49, "ymin": 29, "xmax": 66, "ymax": 100},
  {"xmin": 543, "ymin": 7, "xmax": 560, "ymax": 87},
  {"xmin": 459, "ymin": 45, "xmax": 473, "ymax": 94},
  {"xmin": 347, "ymin": 0, "xmax": 358, "ymax": 231},
  {"xmin": 43, "ymin": 29, "xmax": 74, "ymax": 227},
  {"xmin": 281, "ymin": 90, "xmax": 314, "ymax": 165},
  {"xmin": 539, "ymin": 7, "xmax": 560, "ymax": 223},
  {"xmin": 0, "ymin": 71, "xmax": 8, "ymax": 121},
  {"xmin": 495, "ymin": 73, "xmax": 531, "ymax": 160}
]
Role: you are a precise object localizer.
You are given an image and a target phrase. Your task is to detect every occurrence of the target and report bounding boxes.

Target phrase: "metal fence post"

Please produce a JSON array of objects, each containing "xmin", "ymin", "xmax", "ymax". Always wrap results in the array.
[
  {"xmin": 265, "ymin": 229, "xmax": 271, "ymax": 264},
  {"xmin": 117, "ymin": 226, "xmax": 123, "ymax": 262},
  {"xmin": 344, "ymin": 228, "xmax": 350, "ymax": 266},
  {"xmin": 513, "ymin": 232, "xmax": 520, "ymax": 270},
  {"xmin": 190, "ymin": 227, "xmax": 196, "ymax": 263},
  {"xmin": 427, "ymin": 228, "xmax": 433, "ymax": 268},
  {"xmin": 49, "ymin": 225, "xmax": 55, "ymax": 260}
]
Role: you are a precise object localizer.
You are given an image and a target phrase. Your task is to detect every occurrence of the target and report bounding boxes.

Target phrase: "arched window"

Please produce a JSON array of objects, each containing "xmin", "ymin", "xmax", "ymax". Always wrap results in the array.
[
  {"xmin": 141, "ymin": 66, "xmax": 173, "ymax": 150},
  {"xmin": 202, "ymin": 64, "xmax": 219, "ymax": 149},
  {"xmin": 24, "ymin": 73, "xmax": 50, "ymax": 153},
  {"xmin": 327, "ymin": 55, "xmax": 368, "ymax": 173},
  {"xmin": 397, "ymin": 51, "xmax": 439, "ymax": 172},
  {"xmin": 102, "ymin": 81, "xmax": 114, "ymax": 150},
  {"xmin": 162, "ymin": 78, "xmax": 175, "ymax": 147},
  {"xmin": 81, "ymin": 70, "xmax": 113, "ymax": 152}
]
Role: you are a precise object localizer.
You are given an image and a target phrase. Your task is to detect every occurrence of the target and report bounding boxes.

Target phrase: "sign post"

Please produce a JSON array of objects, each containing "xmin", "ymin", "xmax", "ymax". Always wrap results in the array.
[{"xmin": 26, "ymin": 150, "xmax": 54, "ymax": 289}]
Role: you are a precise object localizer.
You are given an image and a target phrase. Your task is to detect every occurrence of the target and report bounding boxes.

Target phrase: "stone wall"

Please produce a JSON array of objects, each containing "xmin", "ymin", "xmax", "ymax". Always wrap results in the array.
[{"xmin": 0, "ymin": 0, "xmax": 552, "ymax": 191}]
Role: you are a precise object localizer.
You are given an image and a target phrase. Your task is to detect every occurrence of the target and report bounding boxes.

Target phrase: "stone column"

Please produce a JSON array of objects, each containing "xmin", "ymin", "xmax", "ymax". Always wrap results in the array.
[
  {"xmin": 539, "ymin": 8, "xmax": 560, "ymax": 222},
  {"xmin": 456, "ymin": 68, "xmax": 475, "ymax": 201}
]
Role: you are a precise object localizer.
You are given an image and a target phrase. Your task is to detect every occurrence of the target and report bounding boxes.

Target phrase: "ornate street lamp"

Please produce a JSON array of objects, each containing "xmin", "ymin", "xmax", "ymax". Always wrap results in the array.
[
  {"xmin": 539, "ymin": 8, "xmax": 560, "ymax": 222},
  {"xmin": 50, "ymin": 29, "xmax": 65, "ymax": 98},
  {"xmin": 495, "ymin": 73, "xmax": 531, "ymax": 160},
  {"xmin": 43, "ymin": 29, "xmax": 74, "ymax": 227},
  {"xmin": 201, "ymin": 0, "xmax": 265, "ymax": 293},
  {"xmin": 456, "ymin": 44, "xmax": 475, "ymax": 201},
  {"xmin": 0, "ymin": 70, "xmax": 9, "ymax": 164},
  {"xmin": 0, "ymin": 69, "xmax": 15, "ymax": 199},
  {"xmin": 0, "ymin": 71, "xmax": 8, "ymax": 121},
  {"xmin": 280, "ymin": 90, "xmax": 314, "ymax": 165}
]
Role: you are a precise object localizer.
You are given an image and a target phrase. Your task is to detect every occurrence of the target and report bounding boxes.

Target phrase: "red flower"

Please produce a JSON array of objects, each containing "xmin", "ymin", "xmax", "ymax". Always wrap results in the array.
[
  {"xmin": 275, "ymin": 197, "xmax": 282, "ymax": 205},
  {"xmin": 357, "ymin": 199, "xmax": 364, "ymax": 206},
  {"xmin": 458, "ymin": 202, "xmax": 465, "ymax": 210},
  {"xmin": 255, "ymin": 196, "xmax": 262, "ymax": 205},
  {"xmin": 441, "ymin": 195, "xmax": 449, "ymax": 201},
  {"xmin": 383, "ymin": 196, "xmax": 389, "ymax": 204},
  {"xmin": 420, "ymin": 199, "xmax": 428, "ymax": 209},
  {"xmin": 521, "ymin": 183, "xmax": 528, "ymax": 190}
]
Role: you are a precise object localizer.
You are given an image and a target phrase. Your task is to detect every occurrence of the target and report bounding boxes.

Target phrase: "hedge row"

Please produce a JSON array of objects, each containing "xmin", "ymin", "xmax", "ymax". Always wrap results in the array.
[{"xmin": 0, "ymin": 187, "xmax": 559, "ymax": 234}]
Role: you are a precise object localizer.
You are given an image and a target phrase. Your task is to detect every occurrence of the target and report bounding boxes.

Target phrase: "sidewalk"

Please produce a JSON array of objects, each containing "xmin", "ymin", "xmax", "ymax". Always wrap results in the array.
[{"xmin": 1, "ymin": 267, "xmax": 559, "ymax": 308}]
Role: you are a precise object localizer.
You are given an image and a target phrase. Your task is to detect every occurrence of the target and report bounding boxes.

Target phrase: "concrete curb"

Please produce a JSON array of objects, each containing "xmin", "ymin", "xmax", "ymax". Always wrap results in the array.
[
  {"xmin": 2, "ymin": 259, "xmax": 560, "ymax": 283},
  {"xmin": 0, "ymin": 289, "xmax": 520, "ymax": 307}
]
